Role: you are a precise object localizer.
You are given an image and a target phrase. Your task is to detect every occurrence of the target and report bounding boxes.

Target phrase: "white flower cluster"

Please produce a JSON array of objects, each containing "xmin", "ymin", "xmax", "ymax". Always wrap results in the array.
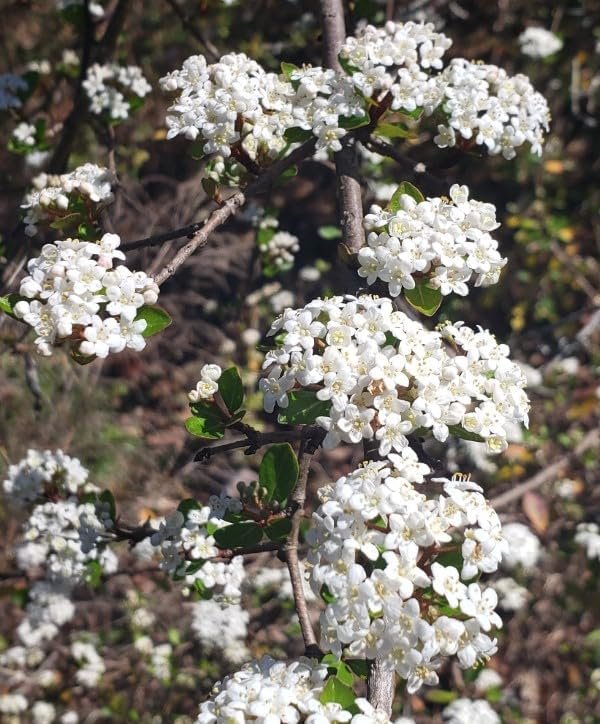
[
  {"xmin": 442, "ymin": 697, "xmax": 500, "ymax": 724},
  {"xmin": 150, "ymin": 495, "xmax": 246, "ymax": 601},
  {"xmin": 21, "ymin": 163, "xmax": 114, "ymax": 237},
  {"xmin": 14, "ymin": 233, "xmax": 158, "ymax": 358},
  {"xmin": 519, "ymin": 27, "xmax": 563, "ymax": 58},
  {"xmin": 492, "ymin": 577, "xmax": 529, "ymax": 611},
  {"xmin": 83, "ymin": 63, "xmax": 150, "ymax": 120},
  {"xmin": 56, "ymin": 0, "xmax": 105, "ymax": 18},
  {"xmin": 262, "ymin": 295, "xmax": 529, "ymax": 454},
  {"xmin": 189, "ymin": 363, "xmax": 222, "ymax": 402},
  {"xmin": 360, "ymin": 185, "xmax": 506, "ymax": 297},
  {"xmin": 3, "ymin": 448, "xmax": 90, "ymax": 504},
  {"xmin": 0, "ymin": 72, "xmax": 27, "ymax": 110},
  {"xmin": 575, "ymin": 522, "xmax": 600, "ymax": 560},
  {"xmin": 71, "ymin": 641, "xmax": 105, "ymax": 688},
  {"xmin": 501, "ymin": 522, "xmax": 541, "ymax": 570},
  {"xmin": 196, "ymin": 656, "xmax": 399, "ymax": 723},
  {"xmin": 307, "ymin": 458, "xmax": 505, "ymax": 693},
  {"xmin": 259, "ymin": 217, "xmax": 301, "ymax": 273},
  {"xmin": 432, "ymin": 59, "xmax": 550, "ymax": 159},
  {"xmin": 160, "ymin": 52, "xmax": 363, "ymax": 158},
  {"xmin": 191, "ymin": 599, "xmax": 249, "ymax": 664},
  {"xmin": 339, "ymin": 21, "xmax": 452, "ymax": 111},
  {"xmin": 12, "ymin": 121, "xmax": 37, "ymax": 147}
]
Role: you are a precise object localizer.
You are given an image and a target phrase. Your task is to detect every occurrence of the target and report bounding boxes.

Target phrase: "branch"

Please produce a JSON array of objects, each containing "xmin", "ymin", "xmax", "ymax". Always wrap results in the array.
[
  {"xmin": 152, "ymin": 138, "xmax": 316, "ymax": 285},
  {"xmin": 194, "ymin": 429, "xmax": 307, "ymax": 461},
  {"xmin": 491, "ymin": 428, "xmax": 599, "ymax": 509},
  {"xmin": 285, "ymin": 438, "xmax": 320, "ymax": 655},
  {"xmin": 320, "ymin": 0, "xmax": 365, "ymax": 253}
]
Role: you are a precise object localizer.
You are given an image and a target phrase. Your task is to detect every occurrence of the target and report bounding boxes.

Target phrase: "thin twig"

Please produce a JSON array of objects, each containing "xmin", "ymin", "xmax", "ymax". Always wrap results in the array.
[
  {"xmin": 152, "ymin": 139, "xmax": 316, "ymax": 285},
  {"xmin": 491, "ymin": 428, "xmax": 599, "ymax": 509},
  {"xmin": 365, "ymin": 136, "xmax": 448, "ymax": 194}
]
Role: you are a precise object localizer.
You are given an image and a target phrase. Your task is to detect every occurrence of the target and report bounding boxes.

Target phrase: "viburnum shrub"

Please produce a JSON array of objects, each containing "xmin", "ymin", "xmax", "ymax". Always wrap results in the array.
[{"xmin": 1, "ymin": 4, "xmax": 557, "ymax": 722}]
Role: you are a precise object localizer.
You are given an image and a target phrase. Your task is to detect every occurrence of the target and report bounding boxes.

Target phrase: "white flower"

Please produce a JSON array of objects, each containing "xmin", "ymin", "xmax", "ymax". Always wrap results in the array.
[
  {"xmin": 574, "ymin": 522, "xmax": 600, "ymax": 560},
  {"xmin": 519, "ymin": 27, "xmax": 563, "ymax": 58}
]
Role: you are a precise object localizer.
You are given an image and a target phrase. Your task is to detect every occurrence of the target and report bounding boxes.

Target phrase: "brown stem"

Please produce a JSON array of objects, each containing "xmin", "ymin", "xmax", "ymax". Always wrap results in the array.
[
  {"xmin": 195, "ymin": 428, "xmax": 320, "ymax": 462},
  {"xmin": 285, "ymin": 438, "xmax": 319, "ymax": 654}
]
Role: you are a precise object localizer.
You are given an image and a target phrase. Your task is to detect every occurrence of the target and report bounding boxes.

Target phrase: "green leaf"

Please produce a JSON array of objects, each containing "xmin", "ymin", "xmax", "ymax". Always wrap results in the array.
[
  {"xmin": 321, "ymin": 656, "xmax": 355, "ymax": 687},
  {"xmin": 213, "ymin": 522, "xmax": 263, "ymax": 549},
  {"xmin": 345, "ymin": 659, "xmax": 369, "ymax": 679},
  {"xmin": 193, "ymin": 579, "xmax": 213, "ymax": 599},
  {"xmin": 447, "ymin": 425, "xmax": 485, "ymax": 443},
  {"xmin": 425, "ymin": 690, "xmax": 458, "ymax": 704},
  {"xmin": 71, "ymin": 348, "xmax": 97, "ymax": 366},
  {"xmin": 0, "ymin": 293, "xmax": 22, "ymax": 319},
  {"xmin": 135, "ymin": 305, "xmax": 172, "ymax": 337},
  {"xmin": 264, "ymin": 517, "xmax": 292, "ymax": 541},
  {"xmin": 374, "ymin": 122, "xmax": 411, "ymax": 139},
  {"xmin": 320, "ymin": 584, "xmax": 335, "ymax": 604},
  {"xmin": 185, "ymin": 415, "xmax": 225, "ymax": 440},
  {"xmin": 202, "ymin": 177, "xmax": 218, "ymax": 199},
  {"xmin": 339, "ymin": 113, "xmax": 369, "ymax": 130},
  {"xmin": 85, "ymin": 560, "xmax": 103, "ymax": 588},
  {"xmin": 386, "ymin": 181, "xmax": 425, "ymax": 212},
  {"xmin": 399, "ymin": 106, "xmax": 424, "ymax": 120},
  {"xmin": 99, "ymin": 490, "xmax": 116, "ymax": 520},
  {"xmin": 318, "ymin": 225, "xmax": 342, "ymax": 240},
  {"xmin": 258, "ymin": 443, "xmax": 299, "ymax": 504},
  {"xmin": 404, "ymin": 281, "xmax": 442, "ymax": 316},
  {"xmin": 218, "ymin": 367, "xmax": 244, "ymax": 414},
  {"xmin": 280, "ymin": 62, "xmax": 299, "ymax": 81},
  {"xmin": 177, "ymin": 498, "xmax": 201, "ymax": 516},
  {"xmin": 320, "ymin": 677, "xmax": 356, "ymax": 710},
  {"xmin": 277, "ymin": 390, "xmax": 330, "ymax": 425},
  {"xmin": 338, "ymin": 55, "xmax": 360, "ymax": 76},
  {"xmin": 284, "ymin": 126, "xmax": 313, "ymax": 143}
]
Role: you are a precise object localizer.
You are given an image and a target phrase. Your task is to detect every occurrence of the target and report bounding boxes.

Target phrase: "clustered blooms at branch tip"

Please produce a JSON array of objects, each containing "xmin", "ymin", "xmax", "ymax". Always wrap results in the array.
[
  {"xmin": 262, "ymin": 295, "xmax": 529, "ymax": 454},
  {"xmin": 14, "ymin": 233, "xmax": 158, "ymax": 358},
  {"xmin": 360, "ymin": 184, "xmax": 506, "ymax": 297},
  {"xmin": 307, "ymin": 457, "xmax": 505, "ymax": 692},
  {"xmin": 21, "ymin": 163, "xmax": 114, "ymax": 237},
  {"xmin": 83, "ymin": 63, "xmax": 150, "ymax": 120}
]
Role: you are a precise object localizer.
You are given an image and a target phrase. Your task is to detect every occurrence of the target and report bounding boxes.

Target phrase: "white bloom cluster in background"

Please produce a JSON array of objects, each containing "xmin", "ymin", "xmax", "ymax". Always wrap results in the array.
[
  {"xmin": 258, "ymin": 217, "xmax": 300, "ymax": 273},
  {"xmin": 21, "ymin": 164, "xmax": 114, "ymax": 237},
  {"xmin": 574, "ymin": 522, "xmax": 600, "ymax": 560},
  {"xmin": 2, "ymin": 450, "xmax": 118, "ymax": 649},
  {"xmin": 12, "ymin": 121, "xmax": 37, "ymax": 147},
  {"xmin": 150, "ymin": 495, "xmax": 246, "ymax": 601},
  {"xmin": 83, "ymin": 63, "xmax": 150, "ymax": 120},
  {"xmin": 189, "ymin": 363, "xmax": 222, "ymax": 402},
  {"xmin": 492, "ymin": 576, "xmax": 529, "ymax": 611},
  {"xmin": 360, "ymin": 185, "xmax": 506, "ymax": 297},
  {"xmin": 56, "ymin": 0, "xmax": 105, "ymax": 18},
  {"xmin": 262, "ymin": 295, "xmax": 529, "ymax": 454},
  {"xmin": 501, "ymin": 522, "xmax": 541, "ymax": 570},
  {"xmin": 71, "ymin": 641, "xmax": 105, "ymax": 688},
  {"xmin": 518, "ymin": 27, "xmax": 563, "ymax": 58},
  {"xmin": 191, "ymin": 599, "xmax": 249, "ymax": 663},
  {"xmin": 432, "ymin": 59, "xmax": 550, "ymax": 159},
  {"xmin": 0, "ymin": 72, "xmax": 27, "ymax": 110},
  {"xmin": 3, "ymin": 448, "xmax": 91, "ymax": 504},
  {"xmin": 14, "ymin": 233, "xmax": 158, "ymax": 358},
  {"xmin": 442, "ymin": 697, "xmax": 500, "ymax": 723},
  {"xmin": 307, "ymin": 457, "xmax": 505, "ymax": 693},
  {"xmin": 196, "ymin": 656, "xmax": 400, "ymax": 723}
]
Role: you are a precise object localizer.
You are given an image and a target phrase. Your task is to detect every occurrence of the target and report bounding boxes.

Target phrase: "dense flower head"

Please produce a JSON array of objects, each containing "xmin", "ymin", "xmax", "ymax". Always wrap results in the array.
[
  {"xmin": 3, "ymin": 448, "xmax": 91, "ymax": 505},
  {"xmin": 196, "ymin": 656, "xmax": 399, "ymax": 723},
  {"xmin": 14, "ymin": 233, "xmax": 158, "ymax": 358},
  {"xmin": 307, "ymin": 458, "xmax": 505, "ymax": 692},
  {"xmin": 191, "ymin": 599, "xmax": 249, "ymax": 663},
  {"xmin": 501, "ymin": 522, "xmax": 541, "ymax": 570},
  {"xmin": 83, "ymin": 62, "xmax": 150, "ymax": 120},
  {"xmin": 518, "ymin": 27, "xmax": 563, "ymax": 58},
  {"xmin": 442, "ymin": 697, "xmax": 500, "ymax": 723},
  {"xmin": 575, "ymin": 522, "xmax": 600, "ymax": 560},
  {"xmin": 432, "ymin": 59, "xmax": 550, "ymax": 158},
  {"xmin": 262, "ymin": 294, "xmax": 529, "ymax": 454},
  {"xmin": 360, "ymin": 184, "xmax": 505, "ymax": 297},
  {"xmin": 21, "ymin": 164, "xmax": 114, "ymax": 237},
  {"xmin": 71, "ymin": 641, "xmax": 105, "ymax": 688},
  {"xmin": 189, "ymin": 363, "xmax": 222, "ymax": 402},
  {"xmin": 150, "ymin": 494, "xmax": 246, "ymax": 601}
]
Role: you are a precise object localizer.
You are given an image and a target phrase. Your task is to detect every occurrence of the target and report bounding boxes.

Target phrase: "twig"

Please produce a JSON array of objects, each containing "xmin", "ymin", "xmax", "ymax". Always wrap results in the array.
[
  {"xmin": 151, "ymin": 138, "xmax": 316, "ymax": 285},
  {"xmin": 164, "ymin": 0, "xmax": 219, "ymax": 61},
  {"xmin": 285, "ymin": 438, "xmax": 320, "ymax": 655},
  {"xmin": 491, "ymin": 428, "xmax": 599, "ymax": 509},
  {"xmin": 320, "ymin": 0, "xmax": 365, "ymax": 253},
  {"xmin": 121, "ymin": 220, "xmax": 207, "ymax": 251},
  {"xmin": 195, "ymin": 425, "xmax": 325, "ymax": 461},
  {"xmin": 365, "ymin": 136, "xmax": 448, "ymax": 194}
]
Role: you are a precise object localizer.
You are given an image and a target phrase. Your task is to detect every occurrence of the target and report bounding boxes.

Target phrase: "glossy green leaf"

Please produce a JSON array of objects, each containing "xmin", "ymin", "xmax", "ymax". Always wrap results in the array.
[
  {"xmin": 185, "ymin": 416, "xmax": 224, "ymax": 440},
  {"xmin": 386, "ymin": 181, "xmax": 425, "ymax": 212},
  {"xmin": 0, "ymin": 293, "xmax": 22, "ymax": 319},
  {"xmin": 318, "ymin": 225, "xmax": 342, "ymax": 240},
  {"xmin": 258, "ymin": 443, "xmax": 299, "ymax": 504},
  {"xmin": 404, "ymin": 281, "xmax": 442, "ymax": 316},
  {"xmin": 178, "ymin": 498, "xmax": 201, "ymax": 516},
  {"xmin": 218, "ymin": 367, "xmax": 244, "ymax": 414},
  {"xmin": 135, "ymin": 305, "xmax": 172, "ymax": 337},
  {"xmin": 280, "ymin": 62, "xmax": 299, "ymax": 81},
  {"xmin": 213, "ymin": 522, "xmax": 263, "ymax": 549},
  {"xmin": 284, "ymin": 126, "xmax": 313, "ymax": 143},
  {"xmin": 447, "ymin": 425, "xmax": 485, "ymax": 443},
  {"xmin": 264, "ymin": 517, "xmax": 292, "ymax": 541},
  {"xmin": 374, "ymin": 122, "xmax": 411, "ymax": 139},
  {"xmin": 320, "ymin": 677, "xmax": 356, "ymax": 710},
  {"xmin": 339, "ymin": 113, "xmax": 369, "ymax": 130},
  {"xmin": 277, "ymin": 390, "xmax": 330, "ymax": 425}
]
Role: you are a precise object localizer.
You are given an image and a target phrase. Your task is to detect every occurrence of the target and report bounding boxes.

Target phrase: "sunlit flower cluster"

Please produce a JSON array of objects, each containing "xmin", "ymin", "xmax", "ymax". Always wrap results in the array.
[
  {"xmin": 258, "ymin": 217, "xmax": 301, "ymax": 273},
  {"xmin": 189, "ymin": 363, "xmax": 222, "ymax": 402},
  {"xmin": 12, "ymin": 121, "xmax": 37, "ymax": 147},
  {"xmin": 0, "ymin": 72, "xmax": 27, "ymax": 110},
  {"xmin": 262, "ymin": 295, "xmax": 529, "ymax": 454},
  {"xmin": 191, "ymin": 599, "xmax": 249, "ymax": 663},
  {"xmin": 575, "ymin": 522, "xmax": 600, "ymax": 560},
  {"xmin": 21, "ymin": 163, "xmax": 114, "ymax": 237},
  {"xmin": 518, "ymin": 27, "xmax": 563, "ymax": 58},
  {"xmin": 432, "ymin": 59, "xmax": 550, "ymax": 159},
  {"xmin": 71, "ymin": 641, "xmax": 105, "ymax": 688},
  {"xmin": 14, "ymin": 233, "xmax": 158, "ymax": 358},
  {"xmin": 150, "ymin": 495, "xmax": 246, "ymax": 602},
  {"xmin": 83, "ymin": 62, "xmax": 150, "ymax": 120},
  {"xmin": 501, "ymin": 522, "xmax": 541, "ymax": 570},
  {"xmin": 442, "ymin": 697, "xmax": 500, "ymax": 723},
  {"xmin": 196, "ymin": 656, "xmax": 398, "ymax": 723},
  {"xmin": 360, "ymin": 185, "xmax": 505, "ymax": 297},
  {"xmin": 307, "ymin": 458, "xmax": 505, "ymax": 692}
]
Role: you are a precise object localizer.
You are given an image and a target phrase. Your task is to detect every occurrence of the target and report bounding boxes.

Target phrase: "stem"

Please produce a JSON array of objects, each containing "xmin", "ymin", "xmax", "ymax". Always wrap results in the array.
[{"xmin": 194, "ymin": 427, "xmax": 325, "ymax": 461}]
